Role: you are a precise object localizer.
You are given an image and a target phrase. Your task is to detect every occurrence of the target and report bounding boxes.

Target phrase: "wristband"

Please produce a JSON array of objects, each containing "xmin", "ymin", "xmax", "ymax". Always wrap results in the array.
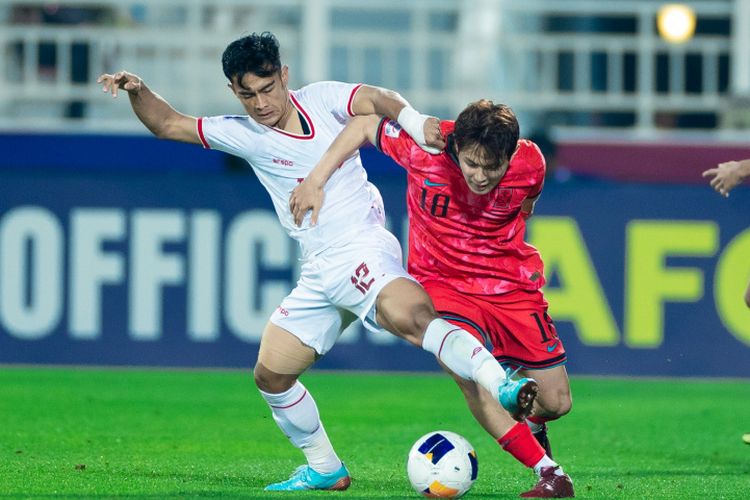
[{"xmin": 397, "ymin": 106, "xmax": 427, "ymax": 145}]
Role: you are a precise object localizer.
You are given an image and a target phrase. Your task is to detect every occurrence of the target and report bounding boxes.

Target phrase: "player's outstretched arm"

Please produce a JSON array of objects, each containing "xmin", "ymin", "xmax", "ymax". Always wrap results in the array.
[
  {"xmin": 289, "ymin": 115, "xmax": 381, "ymax": 226},
  {"xmin": 97, "ymin": 71, "xmax": 200, "ymax": 145},
  {"xmin": 351, "ymin": 85, "xmax": 444, "ymax": 153},
  {"xmin": 702, "ymin": 158, "xmax": 750, "ymax": 197}
]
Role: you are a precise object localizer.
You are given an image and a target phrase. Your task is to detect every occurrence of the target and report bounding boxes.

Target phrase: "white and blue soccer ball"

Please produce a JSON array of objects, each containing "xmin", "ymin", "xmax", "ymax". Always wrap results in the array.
[{"xmin": 406, "ymin": 430, "xmax": 478, "ymax": 498}]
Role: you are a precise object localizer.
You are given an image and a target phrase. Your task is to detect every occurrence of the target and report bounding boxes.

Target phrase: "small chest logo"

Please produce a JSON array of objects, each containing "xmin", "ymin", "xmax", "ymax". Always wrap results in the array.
[
  {"xmin": 493, "ymin": 188, "xmax": 514, "ymax": 208},
  {"xmin": 273, "ymin": 158, "xmax": 294, "ymax": 167}
]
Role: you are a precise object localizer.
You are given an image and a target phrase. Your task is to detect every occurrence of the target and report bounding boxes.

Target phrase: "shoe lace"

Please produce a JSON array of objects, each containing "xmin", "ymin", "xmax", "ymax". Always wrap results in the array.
[
  {"xmin": 289, "ymin": 465, "xmax": 309, "ymax": 482},
  {"xmin": 505, "ymin": 365, "xmax": 522, "ymax": 380}
]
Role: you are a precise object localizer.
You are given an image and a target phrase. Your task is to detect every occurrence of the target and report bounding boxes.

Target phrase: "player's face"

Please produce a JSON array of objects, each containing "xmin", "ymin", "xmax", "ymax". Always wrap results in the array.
[
  {"xmin": 456, "ymin": 144, "xmax": 509, "ymax": 195},
  {"xmin": 229, "ymin": 66, "xmax": 291, "ymax": 127}
]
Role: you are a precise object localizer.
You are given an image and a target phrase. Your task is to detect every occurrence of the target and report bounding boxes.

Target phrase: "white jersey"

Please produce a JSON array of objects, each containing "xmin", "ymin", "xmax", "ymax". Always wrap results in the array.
[{"xmin": 198, "ymin": 81, "xmax": 385, "ymax": 257}]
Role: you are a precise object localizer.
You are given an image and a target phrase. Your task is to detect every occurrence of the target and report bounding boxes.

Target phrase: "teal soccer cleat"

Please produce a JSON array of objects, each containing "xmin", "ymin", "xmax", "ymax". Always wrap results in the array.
[
  {"xmin": 264, "ymin": 463, "xmax": 351, "ymax": 491},
  {"xmin": 498, "ymin": 368, "xmax": 538, "ymax": 421}
]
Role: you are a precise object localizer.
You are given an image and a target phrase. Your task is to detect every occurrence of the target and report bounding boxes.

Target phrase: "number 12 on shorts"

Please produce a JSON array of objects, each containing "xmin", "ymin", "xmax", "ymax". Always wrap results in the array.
[{"xmin": 351, "ymin": 262, "xmax": 375, "ymax": 294}]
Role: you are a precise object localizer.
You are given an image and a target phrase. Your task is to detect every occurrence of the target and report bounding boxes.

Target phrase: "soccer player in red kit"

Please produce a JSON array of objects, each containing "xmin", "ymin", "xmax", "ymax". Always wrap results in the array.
[{"xmin": 290, "ymin": 100, "xmax": 574, "ymax": 498}]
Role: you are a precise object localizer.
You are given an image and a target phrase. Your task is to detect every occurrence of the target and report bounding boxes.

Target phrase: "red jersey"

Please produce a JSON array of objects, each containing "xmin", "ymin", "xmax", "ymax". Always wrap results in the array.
[{"xmin": 376, "ymin": 119, "xmax": 546, "ymax": 297}]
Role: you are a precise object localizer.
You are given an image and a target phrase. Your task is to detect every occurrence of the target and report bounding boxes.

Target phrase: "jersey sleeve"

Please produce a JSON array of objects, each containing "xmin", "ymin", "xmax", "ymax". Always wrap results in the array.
[
  {"xmin": 519, "ymin": 140, "xmax": 546, "ymax": 199},
  {"xmin": 375, "ymin": 118, "xmax": 418, "ymax": 170},
  {"xmin": 197, "ymin": 115, "xmax": 256, "ymax": 157},
  {"xmin": 296, "ymin": 81, "xmax": 363, "ymax": 124}
]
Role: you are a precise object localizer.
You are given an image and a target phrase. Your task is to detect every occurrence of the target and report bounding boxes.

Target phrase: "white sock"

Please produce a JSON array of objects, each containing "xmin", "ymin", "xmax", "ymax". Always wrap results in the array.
[
  {"xmin": 526, "ymin": 418, "xmax": 544, "ymax": 434},
  {"xmin": 259, "ymin": 381, "xmax": 342, "ymax": 474},
  {"xmin": 422, "ymin": 318, "xmax": 506, "ymax": 399},
  {"xmin": 533, "ymin": 455, "xmax": 564, "ymax": 476}
]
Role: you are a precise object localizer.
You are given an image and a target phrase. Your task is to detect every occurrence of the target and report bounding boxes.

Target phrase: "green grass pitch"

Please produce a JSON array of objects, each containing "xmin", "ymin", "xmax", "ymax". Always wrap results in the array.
[{"xmin": 1, "ymin": 367, "xmax": 748, "ymax": 498}]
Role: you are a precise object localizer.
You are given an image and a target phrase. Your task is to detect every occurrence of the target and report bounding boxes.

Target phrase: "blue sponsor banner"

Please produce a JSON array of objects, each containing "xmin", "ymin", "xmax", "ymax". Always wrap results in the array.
[{"xmin": 0, "ymin": 163, "xmax": 748, "ymax": 377}]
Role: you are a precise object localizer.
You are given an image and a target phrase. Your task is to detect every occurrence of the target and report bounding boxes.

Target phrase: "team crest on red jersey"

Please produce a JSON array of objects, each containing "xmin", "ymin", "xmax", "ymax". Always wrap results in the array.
[
  {"xmin": 384, "ymin": 120, "xmax": 402, "ymax": 138},
  {"xmin": 493, "ymin": 188, "xmax": 514, "ymax": 208}
]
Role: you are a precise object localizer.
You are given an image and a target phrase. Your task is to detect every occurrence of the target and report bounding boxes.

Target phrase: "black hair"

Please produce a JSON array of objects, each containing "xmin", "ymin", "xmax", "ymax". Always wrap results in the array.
[
  {"xmin": 221, "ymin": 31, "xmax": 281, "ymax": 84},
  {"xmin": 453, "ymin": 100, "xmax": 519, "ymax": 166}
]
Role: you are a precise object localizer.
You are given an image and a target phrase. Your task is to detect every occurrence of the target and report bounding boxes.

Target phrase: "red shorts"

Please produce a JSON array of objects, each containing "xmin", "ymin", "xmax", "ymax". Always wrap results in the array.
[{"xmin": 422, "ymin": 281, "xmax": 567, "ymax": 370}]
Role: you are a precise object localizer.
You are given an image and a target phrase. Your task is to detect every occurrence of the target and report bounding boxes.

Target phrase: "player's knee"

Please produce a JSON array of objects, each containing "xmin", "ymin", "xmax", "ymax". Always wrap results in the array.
[
  {"xmin": 548, "ymin": 391, "xmax": 572, "ymax": 418},
  {"xmin": 413, "ymin": 301, "xmax": 439, "ymax": 335},
  {"xmin": 555, "ymin": 393, "xmax": 572, "ymax": 417},
  {"xmin": 382, "ymin": 299, "xmax": 436, "ymax": 345},
  {"xmin": 253, "ymin": 362, "xmax": 296, "ymax": 394},
  {"xmin": 537, "ymin": 388, "xmax": 572, "ymax": 418}
]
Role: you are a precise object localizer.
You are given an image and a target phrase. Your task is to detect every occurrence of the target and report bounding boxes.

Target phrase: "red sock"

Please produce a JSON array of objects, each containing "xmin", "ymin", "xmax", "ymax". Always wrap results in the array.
[{"xmin": 498, "ymin": 422, "xmax": 546, "ymax": 468}]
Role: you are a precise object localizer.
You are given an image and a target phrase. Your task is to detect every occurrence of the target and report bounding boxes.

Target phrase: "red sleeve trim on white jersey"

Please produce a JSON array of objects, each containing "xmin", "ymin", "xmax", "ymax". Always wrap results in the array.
[
  {"xmin": 347, "ymin": 84, "xmax": 364, "ymax": 117},
  {"xmin": 197, "ymin": 117, "xmax": 210, "ymax": 149}
]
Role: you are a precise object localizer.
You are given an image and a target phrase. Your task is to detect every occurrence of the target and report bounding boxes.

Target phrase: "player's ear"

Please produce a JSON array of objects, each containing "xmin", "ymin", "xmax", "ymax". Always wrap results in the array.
[
  {"xmin": 280, "ymin": 65, "xmax": 289, "ymax": 86},
  {"xmin": 227, "ymin": 79, "xmax": 238, "ymax": 96}
]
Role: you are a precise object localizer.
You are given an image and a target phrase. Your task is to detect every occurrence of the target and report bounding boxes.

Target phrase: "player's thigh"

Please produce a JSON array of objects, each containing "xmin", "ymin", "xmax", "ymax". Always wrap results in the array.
[
  {"xmin": 519, "ymin": 365, "xmax": 572, "ymax": 417},
  {"xmin": 321, "ymin": 226, "xmax": 428, "ymax": 342},
  {"xmin": 270, "ymin": 268, "xmax": 356, "ymax": 357},
  {"xmin": 254, "ymin": 321, "xmax": 318, "ymax": 393},
  {"xmin": 375, "ymin": 277, "xmax": 436, "ymax": 345},
  {"xmin": 422, "ymin": 280, "xmax": 495, "ymax": 353},
  {"xmin": 491, "ymin": 293, "xmax": 567, "ymax": 370}
]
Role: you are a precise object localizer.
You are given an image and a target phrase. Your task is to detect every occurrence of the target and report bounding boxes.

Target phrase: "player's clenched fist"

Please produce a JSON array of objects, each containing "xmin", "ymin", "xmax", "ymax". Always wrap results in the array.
[
  {"xmin": 97, "ymin": 71, "xmax": 143, "ymax": 97},
  {"xmin": 423, "ymin": 116, "xmax": 446, "ymax": 153}
]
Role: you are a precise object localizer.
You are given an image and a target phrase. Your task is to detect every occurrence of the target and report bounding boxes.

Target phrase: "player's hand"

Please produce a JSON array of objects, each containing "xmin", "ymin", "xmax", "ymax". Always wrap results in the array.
[
  {"xmin": 97, "ymin": 71, "xmax": 143, "ymax": 97},
  {"xmin": 289, "ymin": 178, "xmax": 325, "ymax": 227},
  {"xmin": 420, "ymin": 116, "xmax": 446, "ymax": 154},
  {"xmin": 702, "ymin": 161, "xmax": 743, "ymax": 197}
]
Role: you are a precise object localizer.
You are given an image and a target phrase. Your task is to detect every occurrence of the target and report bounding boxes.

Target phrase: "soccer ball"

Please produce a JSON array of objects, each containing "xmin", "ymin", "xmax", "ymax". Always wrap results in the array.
[{"xmin": 406, "ymin": 430, "xmax": 478, "ymax": 498}]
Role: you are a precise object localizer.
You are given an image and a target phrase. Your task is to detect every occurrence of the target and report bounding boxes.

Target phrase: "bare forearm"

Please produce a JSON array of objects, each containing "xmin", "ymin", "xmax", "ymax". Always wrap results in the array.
[
  {"xmin": 128, "ymin": 84, "xmax": 184, "ymax": 138},
  {"xmin": 308, "ymin": 116, "xmax": 378, "ymax": 186}
]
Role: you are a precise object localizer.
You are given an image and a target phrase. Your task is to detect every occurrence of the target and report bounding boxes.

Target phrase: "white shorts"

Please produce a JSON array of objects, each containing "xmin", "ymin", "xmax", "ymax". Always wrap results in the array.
[{"xmin": 269, "ymin": 224, "xmax": 414, "ymax": 355}]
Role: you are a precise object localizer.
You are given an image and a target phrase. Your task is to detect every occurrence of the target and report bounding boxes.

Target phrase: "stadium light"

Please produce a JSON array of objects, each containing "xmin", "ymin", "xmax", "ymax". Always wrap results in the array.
[{"xmin": 657, "ymin": 4, "xmax": 696, "ymax": 44}]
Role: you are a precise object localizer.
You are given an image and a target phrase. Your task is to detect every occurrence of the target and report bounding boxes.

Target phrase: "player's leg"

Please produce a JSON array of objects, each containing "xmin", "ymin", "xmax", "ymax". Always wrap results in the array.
[
  {"xmin": 444, "ymin": 364, "xmax": 572, "ymax": 499},
  {"xmin": 326, "ymin": 227, "xmax": 536, "ymax": 420},
  {"xmin": 518, "ymin": 365, "xmax": 572, "ymax": 459},
  {"xmin": 375, "ymin": 276, "xmax": 536, "ymax": 420},
  {"xmin": 520, "ymin": 365, "xmax": 572, "ymax": 419},
  {"xmin": 471, "ymin": 290, "xmax": 573, "ymax": 498},
  {"xmin": 256, "ymin": 323, "xmax": 352, "ymax": 491},
  {"xmin": 429, "ymin": 288, "xmax": 571, "ymax": 497},
  {"xmin": 257, "ymin": 269, "xmax": 354, "ymax": 492}
]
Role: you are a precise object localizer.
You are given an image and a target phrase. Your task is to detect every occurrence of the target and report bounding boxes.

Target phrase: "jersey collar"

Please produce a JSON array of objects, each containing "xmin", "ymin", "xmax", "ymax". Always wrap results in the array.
[{"xmin": 269, "ymin": 92, "xmax": 316, "ymax": 140}]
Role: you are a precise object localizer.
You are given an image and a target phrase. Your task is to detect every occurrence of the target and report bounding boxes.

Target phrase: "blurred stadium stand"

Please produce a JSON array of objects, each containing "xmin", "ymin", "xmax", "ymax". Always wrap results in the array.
[{"xmin": 0, "ymin": 0, "xmax": 748, "ymax": 135}]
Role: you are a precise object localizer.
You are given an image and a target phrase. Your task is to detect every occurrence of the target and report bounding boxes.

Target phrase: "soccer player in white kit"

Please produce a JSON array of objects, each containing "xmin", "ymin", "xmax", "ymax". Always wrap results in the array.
[{"xmin": 97, "ymin": 32, "xmax": 537, "ymax": 492}]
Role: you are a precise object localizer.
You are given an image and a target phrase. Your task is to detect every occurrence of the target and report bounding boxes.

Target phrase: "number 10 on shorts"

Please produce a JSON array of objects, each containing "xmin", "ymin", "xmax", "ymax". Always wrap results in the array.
[{"xmin": 351, "ymin": 262, "xmax": 375, "ymax": 294}]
